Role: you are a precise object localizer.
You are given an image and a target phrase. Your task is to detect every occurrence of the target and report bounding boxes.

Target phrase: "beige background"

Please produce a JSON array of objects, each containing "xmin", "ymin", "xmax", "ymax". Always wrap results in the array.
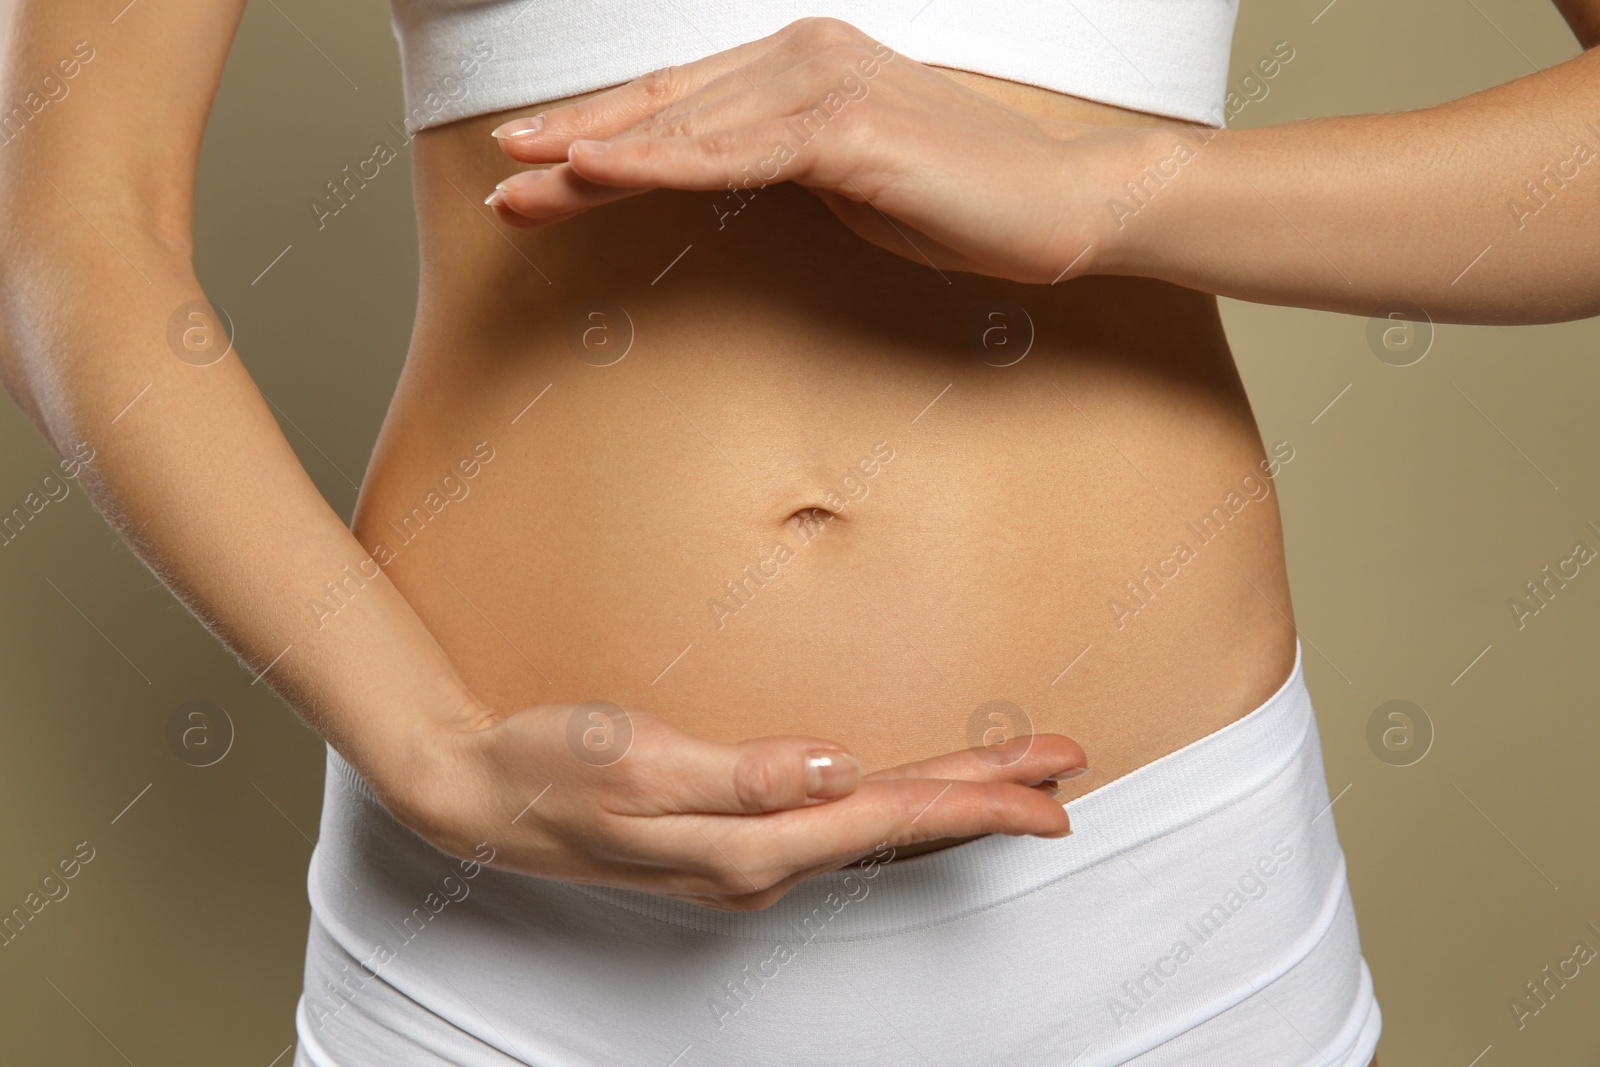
[{"xmin": 2, "ymin": 0, "xmax": 1597, "ymax": 1063}]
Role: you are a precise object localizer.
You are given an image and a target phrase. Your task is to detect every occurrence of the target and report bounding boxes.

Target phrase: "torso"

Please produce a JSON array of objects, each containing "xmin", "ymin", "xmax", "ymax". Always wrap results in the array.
[{"xmin": 352, "ymin": 68, "xmax": 1299, "ymax": 798}]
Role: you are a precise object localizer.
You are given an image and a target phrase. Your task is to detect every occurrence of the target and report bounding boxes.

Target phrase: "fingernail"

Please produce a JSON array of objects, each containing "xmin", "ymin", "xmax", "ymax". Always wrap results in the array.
[
  {"xmin": 483, "ymin": 189, "xmax": 506, "ymax": 207},
  {"xmin": 492, "ymin": 115, "xmax": 545, "ymax": 139},
  {"xmin": 1039, "ymin": 783, "xmax": 1062, "ymax": 798},
  {"xmin": 804, "ymin": 750, "xmax": 861, "ymax": 799},
  {"xmin": 495, "ymin": 171, "xmax": 546, "ymax": 195},
  {"xmin": 569, "ymin": 138, "xmax": 612, "ymax": 156},
  {"xmin": 1036, "ymin": 828, "xmax": 1073, "ymax": 839},
  {"xmin": 1047, "ymin": 766, "xmax": 1091, "ymax": 782}
]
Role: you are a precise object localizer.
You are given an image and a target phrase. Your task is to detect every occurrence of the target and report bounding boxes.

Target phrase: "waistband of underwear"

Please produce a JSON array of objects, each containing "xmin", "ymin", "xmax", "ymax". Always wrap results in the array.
[{"xmin": 558, "ymin": 639, "xmax": 1316, "ymax": 940}]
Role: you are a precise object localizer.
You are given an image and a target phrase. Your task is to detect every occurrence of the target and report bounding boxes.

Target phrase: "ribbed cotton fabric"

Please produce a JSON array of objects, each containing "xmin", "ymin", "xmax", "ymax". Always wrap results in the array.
[
  {"xmin": 292, "ymin": 642, "xmax": 1381, "ymax": 1066},
  {"xmin": 388, "ymin": 0, "xmax": 1241, "ymax": 133}
]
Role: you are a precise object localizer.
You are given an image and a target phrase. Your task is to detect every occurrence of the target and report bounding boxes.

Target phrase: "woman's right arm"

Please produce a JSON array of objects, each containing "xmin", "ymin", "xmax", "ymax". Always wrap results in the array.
[
  {"xmin": 0, "ymin": 0, "xmax": 480, "ymax": 816},
  {"xmin": 0, "ymin": 0, "xmax": 1083, "ymax": 910}
]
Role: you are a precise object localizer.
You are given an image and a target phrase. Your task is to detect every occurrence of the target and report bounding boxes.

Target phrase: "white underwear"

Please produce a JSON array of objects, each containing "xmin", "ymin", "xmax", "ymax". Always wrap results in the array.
[{"xmin": 293, "ymin": 641, "xmax": 1380, "ymax": 1066}]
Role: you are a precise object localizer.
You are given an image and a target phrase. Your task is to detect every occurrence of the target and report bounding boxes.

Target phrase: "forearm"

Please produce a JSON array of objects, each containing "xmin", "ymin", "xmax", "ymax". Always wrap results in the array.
[
  {"xmin": 0, "ymin": 231, "xmax": 483, "ymax": 800},
  {"xmin": 1096, "ymin": 45, "xmax": 1600, "ymax": 324}
]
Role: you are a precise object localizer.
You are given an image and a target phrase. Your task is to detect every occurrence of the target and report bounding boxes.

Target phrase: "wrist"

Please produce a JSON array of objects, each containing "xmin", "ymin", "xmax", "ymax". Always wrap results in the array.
[
  {"xmin": 1052, "ymin": 121, "xmax": 1224, "ymax": 283},
  {"xmin": 338, "ymin": 662, "xmax": 494, "ymax": 833}
]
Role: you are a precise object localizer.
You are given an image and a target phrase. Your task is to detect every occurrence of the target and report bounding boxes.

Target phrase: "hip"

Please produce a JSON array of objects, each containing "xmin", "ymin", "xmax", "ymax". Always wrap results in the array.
[{"xmin": 295, "ymin": 642, "xmax": 1379, "ymax": 1066}]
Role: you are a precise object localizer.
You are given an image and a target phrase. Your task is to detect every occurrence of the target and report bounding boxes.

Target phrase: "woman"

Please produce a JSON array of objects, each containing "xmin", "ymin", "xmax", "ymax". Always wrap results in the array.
[{"xmin": 6, "ymin": 0, "xmax": 1598, "ymax": 1061}]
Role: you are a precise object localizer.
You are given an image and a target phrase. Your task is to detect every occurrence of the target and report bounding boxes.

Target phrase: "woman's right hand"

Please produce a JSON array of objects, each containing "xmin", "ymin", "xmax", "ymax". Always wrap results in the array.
[{"xmin": 387, "ymin": 700, "xmax": 1086, "ymax": 912}]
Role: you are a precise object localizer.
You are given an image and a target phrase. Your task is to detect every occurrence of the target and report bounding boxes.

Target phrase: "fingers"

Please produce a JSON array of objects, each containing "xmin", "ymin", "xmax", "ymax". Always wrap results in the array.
[
  {"xmin": 488, "ymin": 20, "xmax": 898, "ymax": 225},
  {"xmin": 638, "ymin": 725, "xmax": 1086, "ymax": 820},
  {"xmin": 586, "ymin": 115, "xmax": 819, "ymax": 190},
  {"xmin": 864, "ymin": 733, "xmax": 1089, "ymax": 786},
  {"xmin": 806, "ymin": 189, "xmax": 989, "ymax": 275},
  {"xmin": 486, "ymin": 164, "xmax": 642, "ymax": 226},
  {"xmin": 490, "ymin": 27, "xmax": 801, "ymax": 163},
  {"xmin": 514, "ymin": 706, "xmax": 864, "ymax": 815},
  {"xmin": 489, "ymin": 116, "xmax": 798, "ymax": 224},
  {"xmin": 797, "ymin": 777, "xmax": 1074, "ymax": 856},
  {"xmin": 489, "ymin": 80, "xmax": 817, "ymax": 223},
  {"xmin": 547, "ymin": 64, "xmax": 876, "ymax": 201},
  {"xmin": 623, "ymin": 776, "xmax": 1071, "ymax": 901},
  {"xmin": 490, "ymin": 71, "xmax": 844, "ymax": 223},
  {"xmin": 471, "ymin": 705, "xmax": 1086, "ymax": 912},
  {"xmin": 645, "ymin": 732, "xmax": 864, "ymax": 815}
]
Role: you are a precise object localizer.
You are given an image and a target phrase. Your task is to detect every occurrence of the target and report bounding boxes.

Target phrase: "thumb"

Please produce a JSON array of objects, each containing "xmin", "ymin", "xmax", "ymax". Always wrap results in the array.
[
  {"xmin": 655, "ymin": 734, "xmax": 864, "ymax": 815},
  {"xmin": 807, "ymin": 188, "xmax": 979, "ymax": 275}
]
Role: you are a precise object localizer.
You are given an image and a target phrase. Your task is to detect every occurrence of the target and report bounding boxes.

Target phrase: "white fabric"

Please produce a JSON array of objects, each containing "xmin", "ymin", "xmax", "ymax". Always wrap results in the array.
[
  {"xmin": 292, "ymin": 642, "xmax": 1381, "ymax": 1066},
  {"xmin": 388, "ymin": 0, "xmax": 1241, "ymax": 132}
]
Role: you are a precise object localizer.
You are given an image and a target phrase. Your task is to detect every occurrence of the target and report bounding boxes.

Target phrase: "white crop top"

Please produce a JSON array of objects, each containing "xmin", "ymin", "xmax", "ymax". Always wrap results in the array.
[{"xmin": 389, "ymin": 1, "xmax": 1240, "ymax": 133}]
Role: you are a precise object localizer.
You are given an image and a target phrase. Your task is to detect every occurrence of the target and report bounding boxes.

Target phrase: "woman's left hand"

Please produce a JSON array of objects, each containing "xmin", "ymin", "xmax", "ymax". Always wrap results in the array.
[{"xmin": 486, "ymin": 17, "xmax": 1134, "ymax": 284}]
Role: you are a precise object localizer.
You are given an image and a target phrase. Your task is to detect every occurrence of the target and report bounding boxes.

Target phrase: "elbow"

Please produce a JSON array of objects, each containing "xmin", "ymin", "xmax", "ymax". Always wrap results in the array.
[{"xmin": 0, "ymin": 228, "xmax": 148, "ymax": 457}]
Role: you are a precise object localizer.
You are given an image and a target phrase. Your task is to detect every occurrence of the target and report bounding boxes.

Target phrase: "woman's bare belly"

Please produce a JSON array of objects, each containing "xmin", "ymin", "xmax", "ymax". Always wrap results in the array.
[{"xmin": 352, "ymin": 68, "xmax": 1299, "ymax": 796}]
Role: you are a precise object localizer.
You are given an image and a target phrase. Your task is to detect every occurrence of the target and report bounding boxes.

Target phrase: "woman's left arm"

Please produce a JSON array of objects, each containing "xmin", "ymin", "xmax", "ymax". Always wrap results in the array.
[
  {"xmin": 1093, "ymin": 21, "xmax": 1600, "ymax": 325},
  {"xmin": 488, "ymin": 11, "xmax": 1600, "ymax": 326}
]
